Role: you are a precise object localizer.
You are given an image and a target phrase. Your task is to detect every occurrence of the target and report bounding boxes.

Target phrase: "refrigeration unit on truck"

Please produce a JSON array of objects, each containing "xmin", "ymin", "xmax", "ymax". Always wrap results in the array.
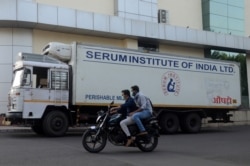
[{"xmin": 7, "ymin": 42, "xmax": 241, "ymax": 136}]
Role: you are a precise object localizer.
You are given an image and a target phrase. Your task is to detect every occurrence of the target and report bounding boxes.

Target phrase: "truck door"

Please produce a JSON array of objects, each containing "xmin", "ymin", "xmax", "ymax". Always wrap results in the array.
[
  {"xmin": 23, "ymin": 67, "xmax": 50, "ymax": 119},
  {"xmin": 21, "ymin": 67, "xmax": 32, "ymax": 100},
  {"xmin": 19, "ymin": 67, "xmax": 32, "ymax": 115},
  {"xmin": 31, "ymin": 66, "xmax": 49, "ymax": 102}
]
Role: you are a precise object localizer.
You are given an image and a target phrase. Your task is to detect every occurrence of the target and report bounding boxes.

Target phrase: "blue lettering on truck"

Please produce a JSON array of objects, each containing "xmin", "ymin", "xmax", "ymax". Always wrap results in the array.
[
  {"xmin": 83, "ymin": 48, "xmax": 237, "ymax": 75},
  {"xmin": 85, "ymin": 94, "xmax": 123, "ymax": 101}
]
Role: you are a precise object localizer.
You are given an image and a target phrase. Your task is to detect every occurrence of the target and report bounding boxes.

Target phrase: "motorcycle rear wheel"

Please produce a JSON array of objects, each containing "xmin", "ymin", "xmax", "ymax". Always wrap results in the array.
[
  {"xmin": 137, "ymin": 135, "xmax": 158, "ymax": 152},
  {"xmin": 82, "ymin": 129, "xmax": 107, "ymax": 153}
]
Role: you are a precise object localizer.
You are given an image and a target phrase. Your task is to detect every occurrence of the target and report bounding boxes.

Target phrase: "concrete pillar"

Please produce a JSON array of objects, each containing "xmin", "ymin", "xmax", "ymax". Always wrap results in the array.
[
  {"xmin": 122, "ymin": 38, "xmax": 138, "ymax": 49},
  {"xmin": 204, "ymin": 48, "xmax": 211, "ymax": 58},
  {"xmin": 246, "ymin": 54, "xmax": 250, "ymax": 108},
  {"xmin": 0, "ymin": 28, "xmax": 32, "ymax": 114}
]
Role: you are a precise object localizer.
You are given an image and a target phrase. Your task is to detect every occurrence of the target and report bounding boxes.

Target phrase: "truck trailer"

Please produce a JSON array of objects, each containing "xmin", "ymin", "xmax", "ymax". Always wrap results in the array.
[{"xmin": 7, "ymin": 42, "xmax": 241, "ymax": 136}]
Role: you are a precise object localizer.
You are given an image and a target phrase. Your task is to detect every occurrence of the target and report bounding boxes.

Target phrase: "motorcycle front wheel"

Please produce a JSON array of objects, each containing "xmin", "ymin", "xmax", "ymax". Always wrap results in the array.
[{"xmin": 82, "ymin": 129, "xmax": 107, "ymax": 153}]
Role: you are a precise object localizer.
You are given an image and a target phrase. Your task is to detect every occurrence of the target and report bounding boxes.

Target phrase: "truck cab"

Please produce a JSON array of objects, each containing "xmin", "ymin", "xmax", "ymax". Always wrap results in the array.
[{"xmin": 7, "ymin": 52, "xmax": 70, "ymax": 136}]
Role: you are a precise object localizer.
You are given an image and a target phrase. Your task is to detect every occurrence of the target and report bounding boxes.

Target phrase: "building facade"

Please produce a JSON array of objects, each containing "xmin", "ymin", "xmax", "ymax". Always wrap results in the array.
[{"xmin": 0, "ymin": 0, "xmax": 250, "ymax": 120}]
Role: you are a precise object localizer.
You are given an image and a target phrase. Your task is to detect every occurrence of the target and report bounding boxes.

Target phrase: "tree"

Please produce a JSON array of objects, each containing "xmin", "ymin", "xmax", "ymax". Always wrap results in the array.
[{"xmin": 210, "ymin": 51, "xmax": 248, "ymax": 96}]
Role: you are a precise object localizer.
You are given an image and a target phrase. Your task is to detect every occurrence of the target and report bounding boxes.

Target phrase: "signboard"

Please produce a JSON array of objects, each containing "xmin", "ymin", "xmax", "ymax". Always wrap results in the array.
[{"xmin": 74, "ymin": 44, "xmax": 241, "ymax": 108}]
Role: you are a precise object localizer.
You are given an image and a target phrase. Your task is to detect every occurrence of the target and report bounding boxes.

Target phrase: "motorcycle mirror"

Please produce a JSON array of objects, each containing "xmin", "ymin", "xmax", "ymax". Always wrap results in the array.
[{"xmin": 108, "ymin": 101, "xmax": 114, "ymax": 108}]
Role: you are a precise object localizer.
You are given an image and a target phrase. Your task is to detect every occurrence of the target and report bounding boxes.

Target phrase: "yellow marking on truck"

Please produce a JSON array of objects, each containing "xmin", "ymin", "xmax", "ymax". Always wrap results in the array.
[
  {"xmin": 75, "ymin": 102, "xmax": 238, "ymax": 109},
  {"xmin": 24, "ymin": 100, "xmax": 68, "ymax": 104}
]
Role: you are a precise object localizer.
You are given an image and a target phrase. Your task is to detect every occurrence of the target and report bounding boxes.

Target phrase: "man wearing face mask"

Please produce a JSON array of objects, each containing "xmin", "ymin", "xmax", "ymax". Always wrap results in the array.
[
  {"xmin": 130, "ymin": 85, "xmax": 153, "ymax": 136},
  {"xmin": 110, "ymin": 89, "xmax": 138, "ymax": 146}
]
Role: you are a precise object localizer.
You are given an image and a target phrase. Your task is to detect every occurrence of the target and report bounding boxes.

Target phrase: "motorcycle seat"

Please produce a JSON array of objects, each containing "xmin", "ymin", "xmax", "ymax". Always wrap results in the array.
[{"xmin": 142, "ymin": 116, "xmax": 157, "ymax": 123}]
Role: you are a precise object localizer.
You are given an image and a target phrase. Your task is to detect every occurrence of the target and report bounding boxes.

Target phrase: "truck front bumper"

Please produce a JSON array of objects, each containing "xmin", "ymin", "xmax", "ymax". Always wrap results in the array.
[{"xmin": 6, "ymin": 112, "xmax": 22, "ymax": 120}]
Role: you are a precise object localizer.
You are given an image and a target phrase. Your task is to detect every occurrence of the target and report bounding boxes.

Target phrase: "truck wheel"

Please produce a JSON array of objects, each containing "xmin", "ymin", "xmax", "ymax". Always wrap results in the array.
[
  {"xmin": 180, "ymin": 113, "xmax": 201, "ymax": 133},
  {"xmin": 160, "ymin": 113, "xmax": 179, "ymax": 134},
  {"xmin": 43, "ymin": 111, "xmax": 69, "ymax": 137}
]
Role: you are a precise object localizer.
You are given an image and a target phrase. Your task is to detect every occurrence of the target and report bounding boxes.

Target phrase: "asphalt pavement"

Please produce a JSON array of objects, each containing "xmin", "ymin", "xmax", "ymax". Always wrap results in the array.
[
  {"xmin": 1, "ymin": 122, "xmax": 250, "ymax": 133},
  {"xmin": 1, "ymin": 125, "xmax": 250, "ymax": 166}
]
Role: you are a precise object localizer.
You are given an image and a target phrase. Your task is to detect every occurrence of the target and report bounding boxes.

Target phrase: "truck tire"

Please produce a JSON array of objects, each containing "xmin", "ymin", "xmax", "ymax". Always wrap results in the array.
[
  {"xmin": 160, "ymin": 113, "xmax": 179, "ymax": 134},
  {"xmin": 180, "ymin": 113, "xmax": 201, "ymax": 133},
  {"xmin": 43, "ymin": 111, "xmax": 69, "ymax": 137}
]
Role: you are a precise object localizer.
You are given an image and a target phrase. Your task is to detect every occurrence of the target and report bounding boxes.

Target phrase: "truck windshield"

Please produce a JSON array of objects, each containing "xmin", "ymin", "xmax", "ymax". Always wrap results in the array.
[
  {"xmin": 12, "ymin": 68, "xmax": 31, "ymax": 87},
  {"xmin": 12, "ymin": 69, "xmax": 24, "ymax": 87}
]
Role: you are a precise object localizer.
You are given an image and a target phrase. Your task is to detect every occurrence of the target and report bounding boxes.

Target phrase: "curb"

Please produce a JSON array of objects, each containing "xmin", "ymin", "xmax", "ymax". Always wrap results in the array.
[
  {"xmin": 202, "ymin": 121, "xmax": 250, "ymax": 128},
  {"xmin": 0, "ymin": 126, "xmax": 31, "ymax": 133}
]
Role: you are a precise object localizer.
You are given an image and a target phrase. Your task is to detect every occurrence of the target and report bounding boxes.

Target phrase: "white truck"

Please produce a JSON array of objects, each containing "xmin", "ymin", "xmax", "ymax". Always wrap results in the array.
[{"xmin": 7, "ymin": 42, "xmax": 241, "ymax": 136}]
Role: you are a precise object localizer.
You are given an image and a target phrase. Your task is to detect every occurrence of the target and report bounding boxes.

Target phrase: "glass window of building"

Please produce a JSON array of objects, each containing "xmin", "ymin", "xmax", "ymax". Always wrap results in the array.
[{"xmin": 202, "ymin": 0, "xmax": 245, "ymax": 36}]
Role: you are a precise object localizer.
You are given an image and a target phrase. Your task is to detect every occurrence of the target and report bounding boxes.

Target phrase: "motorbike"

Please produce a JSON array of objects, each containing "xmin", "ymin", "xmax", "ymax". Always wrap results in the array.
[{"xmin": 82, "ymin": 101, "xmax": 160, "ymax": 153}]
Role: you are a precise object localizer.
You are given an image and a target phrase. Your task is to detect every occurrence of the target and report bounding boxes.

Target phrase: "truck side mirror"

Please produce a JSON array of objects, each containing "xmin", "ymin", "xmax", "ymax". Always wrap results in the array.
[{"xmin": 21, "ymin": 79, "xmax": 27, "ymax": 86}]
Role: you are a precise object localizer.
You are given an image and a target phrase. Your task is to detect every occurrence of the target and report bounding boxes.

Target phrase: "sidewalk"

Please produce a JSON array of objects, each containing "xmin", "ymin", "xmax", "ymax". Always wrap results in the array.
[{"xmin": 0, "ymin": 125, "xmax": 88, "ymax": 133}]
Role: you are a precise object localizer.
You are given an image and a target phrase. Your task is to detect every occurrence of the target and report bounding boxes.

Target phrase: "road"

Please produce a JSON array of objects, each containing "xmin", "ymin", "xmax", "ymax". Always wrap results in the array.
[{"xmin": 0, "ymin": 125, "xmax": 250, "ymax": 166}]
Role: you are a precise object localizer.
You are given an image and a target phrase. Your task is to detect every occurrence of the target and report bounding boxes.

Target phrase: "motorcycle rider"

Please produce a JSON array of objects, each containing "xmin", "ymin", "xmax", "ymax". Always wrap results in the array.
[
  {"xmin": 82, "ymin": 88, "xmax": 159, "ymax": 153},
  {"xmin": 110, "ymin": 89, "xmax": 138, "ymax": 146},
  {"xmin": 130, "ymin": 85, "xmax": 153, "ymax": 136},
  {"xmin": 110, "ymin": 89, "xmax": 137, "ymax": 117}
]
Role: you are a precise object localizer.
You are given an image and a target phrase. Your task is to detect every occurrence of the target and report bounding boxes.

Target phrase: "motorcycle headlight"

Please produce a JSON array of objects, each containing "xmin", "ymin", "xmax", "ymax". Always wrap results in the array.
[{"xmin": 96, "ymin": 110, "xmax": 105, "ymax": 123}]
